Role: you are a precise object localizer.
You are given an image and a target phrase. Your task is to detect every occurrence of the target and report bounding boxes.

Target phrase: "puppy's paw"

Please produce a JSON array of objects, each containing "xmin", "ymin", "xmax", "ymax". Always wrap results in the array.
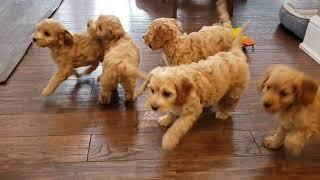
[
  {"xmin": 285, "ymin": 136, "xmax": 304, "ymax": 156},
  {"xmin": 162, "ymin": 134, "xmax": 179, "ymax": 150},
  {"xmin": 263, "ymin": 135, "xmax": 283, "ymax": 150},
  {"xmin": 215, "ymin": 111, "xmax": 230, "ymax": 120},
  {"xmin": 99, "ymin": 94, "xmax": 111, "ymax": 104},
  {"xmin": 158, "ymin": 115, "xmax": 173, "ymax": 127},
  {"xmin": 41, "ymin": 88, "xmax": 53, "ymax": 96}
]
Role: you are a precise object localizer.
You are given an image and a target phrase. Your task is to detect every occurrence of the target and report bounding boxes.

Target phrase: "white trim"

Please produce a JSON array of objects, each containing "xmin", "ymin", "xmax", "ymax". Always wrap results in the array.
[{"xmin": 300, "ymin": 15, "xmax": 320, "ymax": 64}]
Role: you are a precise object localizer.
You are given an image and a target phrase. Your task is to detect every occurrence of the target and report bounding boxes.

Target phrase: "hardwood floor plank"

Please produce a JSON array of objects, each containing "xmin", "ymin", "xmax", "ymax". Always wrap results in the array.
[
  {"xmin": 0, "ymin": 135, "xmax": 90, "ymax": 163},
  {"xmin": 88, "ymin": 130, "xmax": 260, "ymax": 162}
]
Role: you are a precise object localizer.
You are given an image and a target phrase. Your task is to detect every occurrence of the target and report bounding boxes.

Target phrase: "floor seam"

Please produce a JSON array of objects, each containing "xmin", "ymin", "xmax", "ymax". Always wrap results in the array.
[{"xmin": 249, "ymin": 130, "xmax": 263, "ymax": 156}]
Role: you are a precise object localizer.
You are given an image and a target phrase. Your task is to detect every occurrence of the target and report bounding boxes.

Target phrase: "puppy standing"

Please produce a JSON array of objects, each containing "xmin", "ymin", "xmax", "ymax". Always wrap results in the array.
[
  {"xmin": 89, "ymin": 15, "xmax": 144, "ymax": 104},
  {"xmin": 33, "ymin": 19, "xmax": 104, "ymax": 96},
  {"xmin": 137, "ymin": 22, "xmax": 250, "ymax": 150},
  {"xmin": 143, "ymin": 0, "xmax": 233, "ymax": 65},
  {"xmin": 258, "ymin": 65, "xmax": 320, "ymax": 156}
]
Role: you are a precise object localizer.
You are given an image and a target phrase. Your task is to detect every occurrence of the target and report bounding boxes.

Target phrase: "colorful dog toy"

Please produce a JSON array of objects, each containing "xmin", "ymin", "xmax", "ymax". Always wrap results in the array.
[{"xmin": 231, "ymin": 27, "xmax": 255, "ymax": 51}]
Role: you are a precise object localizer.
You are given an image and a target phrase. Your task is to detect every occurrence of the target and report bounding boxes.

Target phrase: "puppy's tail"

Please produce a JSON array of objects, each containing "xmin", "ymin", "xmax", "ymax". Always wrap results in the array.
[
  {"xmin": 230, "ymin": 21, "xmax": 249, "ymax": 52},
  {"xmin": 118, "ymin": 63, "xmax": 147, "ymax": 80},
  {"xmin": 216, "ymin": 0, "xmax": 232, "ymax": 28}
]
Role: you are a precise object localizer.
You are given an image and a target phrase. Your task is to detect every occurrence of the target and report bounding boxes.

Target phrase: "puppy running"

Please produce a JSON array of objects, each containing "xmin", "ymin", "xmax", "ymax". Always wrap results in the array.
[
  {"xmin": 88, "ymin": 15, "xmax": 145, "ymax": 104},
  {"xmin": 33, "ymin": 19, "xmax": 104, "ymax": 96},
  {"xmin": 143, "ymin": 0, "xmax": 233, "ymax": 65},
  {"xmin": 258, "ymin": 65, "xmax": 320, "ymax": 156},
  {"xmin": 137, "ymin": 22, "xmax": 250, "ymax": 150}
]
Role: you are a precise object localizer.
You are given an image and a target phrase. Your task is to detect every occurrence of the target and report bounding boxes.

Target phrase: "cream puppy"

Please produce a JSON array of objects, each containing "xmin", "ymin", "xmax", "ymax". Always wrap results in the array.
[
  {"xmin": 137, "ymin": 22, "xmax": 250, "ymax": 150},
  {"xmin": 143, "ymin": 0, "xmax": 233, "ymax": 65},
  {"xmin": 33, "ymin": 19, "xmax": 104, "ymax": 96},
  {"xmin": 258, "ymin": 65, "xmax": 320, "ymax": 156},
  {"xmin": 89, "ymin": 15, "xmax": 145, "ymax": 104}
]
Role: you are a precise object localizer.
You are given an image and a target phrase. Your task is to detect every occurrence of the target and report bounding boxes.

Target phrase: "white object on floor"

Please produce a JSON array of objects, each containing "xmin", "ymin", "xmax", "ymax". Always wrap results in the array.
[
  {"xmin": 300, "ymin": 15, "xmax": 320, "ymax": 64},
  {"xmin": 283, "ymin": 0, "xmax": 319, "ymax": 19}
]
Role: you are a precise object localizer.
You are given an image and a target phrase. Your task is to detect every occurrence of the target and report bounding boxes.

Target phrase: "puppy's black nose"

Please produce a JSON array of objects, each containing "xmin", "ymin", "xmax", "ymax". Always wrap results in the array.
[
  {"xmin": 33, "ymin": 37, "xmax": 37, "ymax": 42},
  {"xmin": 264, "ymin": 102, "xmax": 272, "ymax": 108},
  {"xmin": 142, "ymin": 35, "xmax": 144, "ymax": 39},
  {"xmin": 149, "ymin": 44, "xmax": 152, "ymax": 48},
  {"xmin": 151, "ymin": 105, "xmax": 158, "ymax": 111}
]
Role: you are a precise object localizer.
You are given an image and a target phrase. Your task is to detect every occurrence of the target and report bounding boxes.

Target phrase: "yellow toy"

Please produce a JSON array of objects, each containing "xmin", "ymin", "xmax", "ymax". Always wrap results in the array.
[{"xmin": 231, "ymin": 27, "xmax": 255, "ymax": 51}]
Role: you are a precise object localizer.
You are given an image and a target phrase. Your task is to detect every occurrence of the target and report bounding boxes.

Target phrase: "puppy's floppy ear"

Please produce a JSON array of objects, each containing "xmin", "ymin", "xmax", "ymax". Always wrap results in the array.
[
  {"xmin": 257, "ymin": 66, "xmax": 274, "ymax": 91},
  {"xmin": 296, "ymin": 76, "xmax": 318, "ymax": 106},
  {"xmin": 175, "ymin": 77, "xmax": 193, "ymax": 105},
  {"xmin": 111, "ymin": 28, "xmax": 124, "ymax": 40},
  {"xmin": 155, "ymin": 23, "xmax": 177, "ymax": 41},
  {"xmin": 58, "ymin": 29, "xmax": 73, "ymax": 46}
]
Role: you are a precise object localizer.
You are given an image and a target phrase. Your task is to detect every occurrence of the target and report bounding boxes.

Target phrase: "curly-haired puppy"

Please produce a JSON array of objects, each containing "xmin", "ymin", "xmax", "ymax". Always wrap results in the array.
[
  {"xmin": 137, "ymin": 23, "xmax": 249, "ymax": 150},
  {"xmin": 33, "ymin": 19, "xmax": 104, "ymax": 96},
  {"xmin": 257, "ymin": 65, "xmax": 320, "ymax": 156},
  {"xmin": 143, "ymin": 0, "xmax": 233, "ymax": 65},
  {"xmin": 89, "ymin": 15, "xmax": 145, "ymax": 104}
]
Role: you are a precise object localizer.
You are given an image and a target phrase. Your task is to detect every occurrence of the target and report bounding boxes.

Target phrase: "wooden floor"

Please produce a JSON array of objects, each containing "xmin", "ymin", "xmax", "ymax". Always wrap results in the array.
[{"xmin": 1, "ymin": 0, "xmax": 320, "ymax": 179}]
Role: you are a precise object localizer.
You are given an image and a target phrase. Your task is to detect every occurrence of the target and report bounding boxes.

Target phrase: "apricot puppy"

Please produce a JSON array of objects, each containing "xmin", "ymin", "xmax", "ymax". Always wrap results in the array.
[
  {"xmin": 258, "ymin": 65, "xmax": 320, "ymax": 156},
  {"xmin": 137, "ymin": 22, "xmax": 249, "ymax": 150},
  {"xmin": 143, "ymin": 0, "xmax": 233, "ymax": 65},
  {"xmin": 33, "ymin": 19, "xmax": 104, "ymax": 96},
  {"xmin": 89, "ymin": 15, "xmax": 145, "ymax": 104}
]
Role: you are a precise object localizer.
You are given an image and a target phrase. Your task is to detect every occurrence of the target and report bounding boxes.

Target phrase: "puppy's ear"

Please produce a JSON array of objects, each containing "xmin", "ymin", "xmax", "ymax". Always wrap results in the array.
[
  {"xmin": 175, "ymin": 77, "xmax": 193, "ymax": 105},
  {"xmin": 111, "ymin": 28, "xmax": 124, "ymax": 40},
  {"xmin": 58, "ymin": 30, "xmax": 73, "ymax": 46},
  {"xmin": 257, "ymin": 66, "xmax": 273, "ymax": 91},
  {"xmin": 296, "ymin": 76, "xmax": 318, "ymax": 106},
  {"xmin": 155, "ymin": 23, "xmax": 177, "ymax": 41}
]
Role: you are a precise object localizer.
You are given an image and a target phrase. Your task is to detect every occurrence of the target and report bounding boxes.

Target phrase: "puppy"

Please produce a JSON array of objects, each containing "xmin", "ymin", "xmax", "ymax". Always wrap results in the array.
[
  {"xmin": 143, "ymin": 0, "xmax": 233, "ymax": 65},
  {"xmin": 258, "ymin": 65, "xmax": 320, "ymax": 156},
  {"xmin": 33, "ymin": 19, "xmax": 104, "ymax": 96},
  {"xmin": 89, "ymin": 15, "xmax": 145, "ymax": 104},
  {"xmin": 137, "ymin": 22, "xmax": 250, "ymax": 150}
]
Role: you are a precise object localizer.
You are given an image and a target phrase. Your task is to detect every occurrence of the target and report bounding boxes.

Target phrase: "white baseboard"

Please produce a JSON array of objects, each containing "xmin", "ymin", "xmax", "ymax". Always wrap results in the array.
[{"xmin": 299, "ymin": 15, "xmax": 320, "ymax": 64}]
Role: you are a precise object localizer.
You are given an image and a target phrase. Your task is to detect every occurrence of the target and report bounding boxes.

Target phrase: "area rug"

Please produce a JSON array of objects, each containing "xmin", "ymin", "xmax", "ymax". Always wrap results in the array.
[{"xmin": 0, "ymin": 0, "xmax": 63, "ymax": 82}]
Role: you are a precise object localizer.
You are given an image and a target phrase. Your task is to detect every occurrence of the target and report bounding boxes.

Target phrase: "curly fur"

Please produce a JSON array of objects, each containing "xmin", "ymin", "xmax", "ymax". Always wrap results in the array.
[
  {"xmin": 258, "ymin": 65, "xmax": 320, "ymax": 156},
  {"xmin": 137, "ymin": 23, "xmax": 250, "ymax": 150},
  {"xmin": 143, "ymin": 0, "xmax": 233, "ymax": 65},
  {"xmin": 33, "ymin": 19, "xmax": 104, "ymax": 96},
  {"xmin": 89, "ymin": 15, "xmax": 145, "ymax": 104}
]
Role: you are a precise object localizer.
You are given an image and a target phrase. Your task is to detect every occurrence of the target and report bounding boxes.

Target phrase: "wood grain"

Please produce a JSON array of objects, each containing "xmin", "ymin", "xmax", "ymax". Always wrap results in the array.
[
  {"xmin": 0, "ymin": 0, "xmax": 320, "ymax": 179},
  {"xmin": 0, "ymin": 135, "xmax": 90, "ymax": 163}
]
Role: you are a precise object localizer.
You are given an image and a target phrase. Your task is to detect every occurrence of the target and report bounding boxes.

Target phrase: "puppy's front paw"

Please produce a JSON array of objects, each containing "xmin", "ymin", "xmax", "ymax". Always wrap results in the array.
[
  {"xmin": 263, "ymin": 135, "xmax": 283, "ymax": 150},
  {"xmin": 215, "ymin": 111, "xmax": 230, "ymax": 120},
  {"xmin": 41, "ymin": 88, "xmax": 53, "ymax": 96},
  {"xmin": 158, "ymin": 115, "xmax": 173, "ymax": 127},
  {"xmin": 99, "ymin": 94, "xmax": 111, "ymax": 104},
  {"xmin": 162, "ymin": 133, "xmax": 179, "ymax": 150}
]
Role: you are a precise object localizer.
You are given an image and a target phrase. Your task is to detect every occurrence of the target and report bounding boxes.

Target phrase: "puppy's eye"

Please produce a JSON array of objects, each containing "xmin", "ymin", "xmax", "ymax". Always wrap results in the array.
[
  {"xmin": 44, "ymin": 31, "xmax": 50, "ymax": 36},
  {"xmin": 87, "ymin": 23, "xmax": 90, "ymax": 27},
  {"xmin": 98, "ymin": 25, "xmax": 102, "ymax": 30},
  {"xmin": 266, "ymin": 85, "xmax": 271, "ymax": 90},
  {"xmin": 162, "ymin": 91, "xmax": 172, "ymax": 97},
  {"xmin": 280, "ymin": 90, "xmax": 288, "ymax": 97},
  {"xmin": 150, "ymin": 88, "xmax": 154, "ymax": 94}
]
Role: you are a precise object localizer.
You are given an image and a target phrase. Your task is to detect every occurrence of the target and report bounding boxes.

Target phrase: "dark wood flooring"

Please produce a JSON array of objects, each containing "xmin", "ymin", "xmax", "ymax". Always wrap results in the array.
[{"xmin": 1, "ymin": 0, "xmax": 320, "ymax": 179}]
